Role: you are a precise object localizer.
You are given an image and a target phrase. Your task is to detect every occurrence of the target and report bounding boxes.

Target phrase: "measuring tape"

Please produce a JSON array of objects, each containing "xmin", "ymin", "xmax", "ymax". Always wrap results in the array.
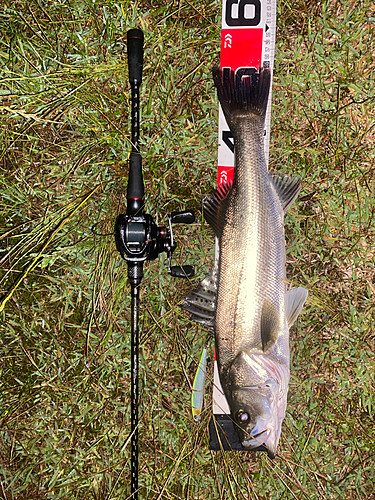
[
  {"xmin": 217, "ymin": 0, "xmax": 276, "ymax": 186},
  {"xmin": 210, "ymin": 0, "xmax": 277, "ymax": 451}
]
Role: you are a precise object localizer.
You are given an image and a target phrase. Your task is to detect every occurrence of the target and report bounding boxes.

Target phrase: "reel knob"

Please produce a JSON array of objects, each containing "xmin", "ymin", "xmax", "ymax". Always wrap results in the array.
[
  {"xmin": 170, "ymin": 210, "xmax": 195, "ymax": 224},
  {"xmin": 170, "ymin": 265, "xmax": 195, "ymax": 278}
]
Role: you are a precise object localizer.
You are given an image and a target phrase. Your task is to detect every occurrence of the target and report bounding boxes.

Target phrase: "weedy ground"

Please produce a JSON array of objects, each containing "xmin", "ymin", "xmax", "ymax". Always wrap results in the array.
[{"xmin": 0, "ymin": 0, "xmax": 374, "ymax": 499}]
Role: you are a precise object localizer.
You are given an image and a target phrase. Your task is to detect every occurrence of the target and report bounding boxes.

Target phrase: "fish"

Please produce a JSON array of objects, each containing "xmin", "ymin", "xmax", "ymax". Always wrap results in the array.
[{"xmin": 182, "ymin": 66, "xmax": 308, "ymax": 458}]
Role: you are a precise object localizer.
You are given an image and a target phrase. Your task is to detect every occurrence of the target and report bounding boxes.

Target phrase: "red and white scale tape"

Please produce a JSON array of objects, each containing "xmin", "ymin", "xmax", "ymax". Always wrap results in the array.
[{"xmin": 213, "ymin": 0, "xmax": 277, "ymax": 417}]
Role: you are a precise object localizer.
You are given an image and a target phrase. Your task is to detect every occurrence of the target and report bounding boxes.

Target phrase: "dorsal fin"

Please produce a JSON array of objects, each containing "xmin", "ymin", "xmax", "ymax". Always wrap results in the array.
[
  {"xmin": 261, "ymin": 300, "xmax": 280, "ymax": 352},
  {"xmin": 285, "ymin": 287, "xmax": 308, "ymax": 327},
  {"xmin": 203, "ymin": 181, "xmax": 232, "ymax": 237},
  {"xmin": 269, "ymin": 171, "xmax": 301, "ymax": 213}
]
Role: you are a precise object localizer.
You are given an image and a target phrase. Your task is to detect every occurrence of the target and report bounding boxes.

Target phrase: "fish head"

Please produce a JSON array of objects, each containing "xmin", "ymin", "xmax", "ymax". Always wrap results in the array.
[
  {"xmin": 225, "ymin": 350, "xmax": 289, "ymax": 458},
  {"xmin": 230, "ymin": 381, "xmax": 280, "ymax": 458}
]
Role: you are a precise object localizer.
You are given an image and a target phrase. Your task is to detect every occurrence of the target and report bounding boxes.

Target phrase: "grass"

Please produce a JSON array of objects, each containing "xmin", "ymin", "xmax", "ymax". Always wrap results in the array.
[{"xmin": 0, "ymin": 0, "xmax": 374, "ymax": 498}]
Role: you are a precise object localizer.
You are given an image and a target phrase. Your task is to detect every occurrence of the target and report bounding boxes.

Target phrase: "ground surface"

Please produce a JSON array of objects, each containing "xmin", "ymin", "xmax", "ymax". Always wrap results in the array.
[{"xmin": 0, "ymin": 0, "xmax": 374, "ymax": 498}]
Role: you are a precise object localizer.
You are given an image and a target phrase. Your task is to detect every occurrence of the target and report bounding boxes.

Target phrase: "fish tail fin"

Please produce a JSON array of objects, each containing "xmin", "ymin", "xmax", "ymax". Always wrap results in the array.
[{"xmin": 212, "ymin": 66, "xmax": 271, "ymax": 130}]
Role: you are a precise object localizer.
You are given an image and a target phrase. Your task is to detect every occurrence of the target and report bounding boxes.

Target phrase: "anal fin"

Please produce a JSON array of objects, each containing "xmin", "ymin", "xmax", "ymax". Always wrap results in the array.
[{"xmin": 285, "ymin": 287, "xmax": 308, "ymax": 327}]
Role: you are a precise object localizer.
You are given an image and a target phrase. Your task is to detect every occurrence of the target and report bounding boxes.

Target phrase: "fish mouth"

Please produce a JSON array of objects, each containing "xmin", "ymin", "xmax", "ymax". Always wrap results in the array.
[
  {"xmin": 242, "ymin": 430, "xmax": 276, "ymax": 459},
  {"xmin": 242, "ymin": 428, "xmax": 270, "ymax": 449}
]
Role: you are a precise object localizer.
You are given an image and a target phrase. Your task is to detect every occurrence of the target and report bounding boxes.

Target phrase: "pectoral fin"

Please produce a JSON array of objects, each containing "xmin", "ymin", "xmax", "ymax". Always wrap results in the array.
[
  {"xmin": 285, "ymin": 287, "xmax": 308, "ymax": 327},
  {"xmin": 261, "ymin": 300, "xmax": 280, "ymax": 352}
]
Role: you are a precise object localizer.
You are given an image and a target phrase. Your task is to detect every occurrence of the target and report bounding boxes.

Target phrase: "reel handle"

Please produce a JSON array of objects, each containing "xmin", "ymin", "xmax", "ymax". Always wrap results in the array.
[{"xmin": 167, "ymin": 210, "xmax": 195, "ymax": 278}]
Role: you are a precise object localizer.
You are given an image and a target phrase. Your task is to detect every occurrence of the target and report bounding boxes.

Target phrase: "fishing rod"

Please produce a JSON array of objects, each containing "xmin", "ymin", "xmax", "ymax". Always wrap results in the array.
[{"xmin": 115, "ymin": 28, "xmax": 195, "ymax": 499}]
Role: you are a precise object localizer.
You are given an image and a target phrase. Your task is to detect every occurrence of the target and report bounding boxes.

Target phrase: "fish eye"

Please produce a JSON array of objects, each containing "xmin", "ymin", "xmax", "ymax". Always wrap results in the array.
[{"xmin": 235, "ymin": 410, "xmax": 250, "ymax": 424}]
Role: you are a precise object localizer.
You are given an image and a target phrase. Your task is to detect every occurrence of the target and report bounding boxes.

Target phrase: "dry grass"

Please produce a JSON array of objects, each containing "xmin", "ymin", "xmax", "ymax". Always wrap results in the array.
[{"xmin": 0, "ymin": 0, "xmax": 374, "ymax": 498}]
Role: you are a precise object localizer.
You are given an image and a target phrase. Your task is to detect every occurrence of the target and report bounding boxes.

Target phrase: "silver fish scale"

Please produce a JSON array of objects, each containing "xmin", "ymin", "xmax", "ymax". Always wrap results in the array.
[{"xmin": 215, "ymin": 116, "xmax": 289, "ymax": 371}]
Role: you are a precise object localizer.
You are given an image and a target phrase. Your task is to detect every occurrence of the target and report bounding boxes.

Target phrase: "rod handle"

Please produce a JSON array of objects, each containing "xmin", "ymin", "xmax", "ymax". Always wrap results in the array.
[
  {"xmin": 127, "ymin": 29, "xmax": 144, "ymax": 85},
  {"xmin": 127, "ymin": 152, "xmax": 145, "ymax": 215}
]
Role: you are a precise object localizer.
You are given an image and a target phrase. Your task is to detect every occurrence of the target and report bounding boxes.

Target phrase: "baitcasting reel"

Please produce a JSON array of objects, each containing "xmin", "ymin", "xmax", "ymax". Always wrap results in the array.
[{"xmin": 115, "ymin": 208, "xmax": 195, "ymax": 285}]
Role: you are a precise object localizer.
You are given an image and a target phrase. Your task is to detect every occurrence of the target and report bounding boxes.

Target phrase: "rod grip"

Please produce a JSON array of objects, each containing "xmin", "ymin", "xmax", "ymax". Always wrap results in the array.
[
  {"xmin": 127, "ymin": 152, "xmax": 144, "ymax": 215},
  {"xmin": 127, "ymin": 29, "xmax": 144, "ymax": 85}
]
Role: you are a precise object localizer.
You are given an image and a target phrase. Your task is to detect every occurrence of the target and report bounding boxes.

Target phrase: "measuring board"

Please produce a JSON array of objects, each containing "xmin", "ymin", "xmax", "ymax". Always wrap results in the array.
[{"xmin": 209, "ymin": 0, "xmax": 278, "ymax": 451}]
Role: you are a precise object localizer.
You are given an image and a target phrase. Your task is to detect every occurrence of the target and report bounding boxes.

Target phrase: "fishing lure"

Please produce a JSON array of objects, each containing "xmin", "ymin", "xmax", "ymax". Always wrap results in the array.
[{"xmin": 191, "ymin": 347, "xmax": 208, "ymax": 422}]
